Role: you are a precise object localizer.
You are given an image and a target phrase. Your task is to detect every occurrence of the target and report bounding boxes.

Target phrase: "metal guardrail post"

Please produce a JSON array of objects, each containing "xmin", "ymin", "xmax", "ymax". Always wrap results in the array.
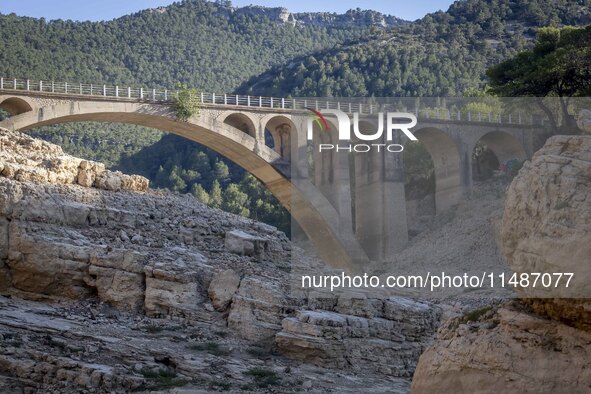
[
  {"xmin": 65, "ymin": 82, "xmax": 68, "ymax": 94},
  {"xmin": 152, "ymin": 89, "xmax": 156, "ymax": 101},
  {"xmin": 235, "ymin": 95, "xmax": 238, "ymax": 105},
  {"xmin": 103, "ymin": 85, "xmax": 106, "ymax": 96},
  {"xmin": 51, "ymin": 81, "xmax": 55, "ymax": 93},
  {"xmin": 201, "ymin": 92, "xmax": 204, "ymax": 103},
  {"xmin": 259, "ymin": 96, "xmax": 262, "ymax": 107},
  {"xmin": 128, "ymin": 87, "xmax": 131, "ymax": 98},
  {"xmin": 140, "ymin": 88, "xmax": 144, "ymax": 99},
  {"xmin": 26, "ymin": 80, "xmax": 30, "ymax": 90},
  {"xmin": 247, "ymin": 96, "xmax": 251, "ymax": 106},
  {"xmin": 79, "ymin": 83, "xmax": 82, "ymax": 94},
  {"xmin": 224, "ymin": 94, "xmax": 227, "ymax": 105},
  {"xmin": 164, "ymin": 90, "xmax": 168, "ymax": 101},
  {"xmin": 281, "ymin": 98, "xmax": 285, "ymax": 109},
  {"xmin": 39, "ymin": 80, "xmax": 43, "ymax": 92},
  {"xmin": 0, "ymin": 77, "xmax": 3, "ymax": 90},
  {"xmin": 90, "ymin": 84, "xmax": 93, "ymax": 95},
  {"xmin": 14, "ymin": 78, "xmax": 17, "ymax": 89}
]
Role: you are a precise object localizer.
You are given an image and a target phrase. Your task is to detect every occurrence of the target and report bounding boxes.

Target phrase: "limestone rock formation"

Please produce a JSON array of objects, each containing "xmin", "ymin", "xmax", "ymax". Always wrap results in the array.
[
  {"xmin": 501, "ymin": 135, "xmax": 591, "ymax": 328},
  {"xmin": 411, "ymin": 304, "xmax": 591, "ymax": 394},
  {"xmin": 0, "ymin": 128, "xmax": 441, "ymax": 391},
  {"xmin": 577, "ymin": 109, "xmax": 591, "ymax": 134},
  {"xmin": 411, "ymin": 135, "xmax": 591, "ymax": 393},
  {"xmin": 0, "ymin": 129, "xmax": 148, "ymax": 192},
  {"xmin": 208, "ymin": 269, "xmax": 241, "ymax": 311},
  {"xmin": 277, "ymin": 296, "xmax": 439, "ymax": 377},
  {"xmin": 225, "ymin": 229, "xmax": 269, "ymax": 259}
]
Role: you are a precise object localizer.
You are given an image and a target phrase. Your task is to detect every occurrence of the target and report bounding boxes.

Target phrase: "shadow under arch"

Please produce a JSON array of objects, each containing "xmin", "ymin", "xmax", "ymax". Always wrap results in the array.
[
  {"xmin": 221, "ymin": 112, "xmax": 256, "ymax": 138},
  {"xmin": 0, "ymin": 96, "xmax": 34, "ymax": 116},
  {"xmin": 0, "ymin": 101, "xmax": 364, "ymax": 271},
  {"xmin": 474, "ymin": 130, "xmax": 527, "ymax": 167},
  {"xmin": 412, "ymin": 127, "xmax": 462, "ymax": 212},
  {"xmin": 262, "ymin": 115, "xmax": 296, "ymax": 160}
]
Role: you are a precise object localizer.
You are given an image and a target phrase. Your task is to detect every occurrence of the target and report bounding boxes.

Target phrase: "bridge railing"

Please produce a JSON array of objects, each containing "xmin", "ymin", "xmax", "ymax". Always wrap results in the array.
[{"xmin": 0, "ymin": 77, "xmax": 544, "ymax": 126}]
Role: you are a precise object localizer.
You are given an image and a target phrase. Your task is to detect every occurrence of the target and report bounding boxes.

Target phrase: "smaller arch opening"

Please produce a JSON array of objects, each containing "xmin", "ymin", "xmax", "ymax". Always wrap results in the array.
[
  {"xmin": 223, "ymin": 113, "xmax": 256, "ymax": 138},
  {"xmin": 472, "ymin": 142, "xmax": 500, "ymax": 181},
  {"xmin": 263, "ymin": 115, "xmax": 295, "ymax": 160},
  {"xmin": 0, "ymin": 97, "xmax": 34, "ymax": 116},
  {"xmin": 472, "ymin": 131, "xmax": 527, "ymax": 181}
]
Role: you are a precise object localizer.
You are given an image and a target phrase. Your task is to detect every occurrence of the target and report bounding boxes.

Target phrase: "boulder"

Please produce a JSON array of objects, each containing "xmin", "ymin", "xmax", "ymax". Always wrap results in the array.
[
  {"xmin": 208, "ymin": 269, "xmax": 241, "ymax": 311},
  {"xmin": 225, "ymin": 229, "xmax": 268, "ymax": 260},
  {"xmin": 501, "ymin": 135, "xmax": 591, "ymax": 328},
  {"xmin": 227, "ymin": 276, "xmax": 287, "ymax": 342},
  {"xmin": 411, "ymin": 306, "xmax": 591, "ymax": 394},
  {"xmin": 144, "ymin": 252, "xmax": 212, "ymax": 318}
]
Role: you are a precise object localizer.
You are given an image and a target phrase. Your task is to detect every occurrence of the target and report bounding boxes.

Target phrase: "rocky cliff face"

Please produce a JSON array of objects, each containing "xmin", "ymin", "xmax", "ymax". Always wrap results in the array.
[
  {"xmin": 411, "ymin": 135, "xmax": 591, "ymax": 393},
  {"xmin": 0, "ymin": 129, "xmax": 438, "ymax": 393},
  {"xmin": 218, "ymin": 6, "xmax": 407, "ymax": 28}
]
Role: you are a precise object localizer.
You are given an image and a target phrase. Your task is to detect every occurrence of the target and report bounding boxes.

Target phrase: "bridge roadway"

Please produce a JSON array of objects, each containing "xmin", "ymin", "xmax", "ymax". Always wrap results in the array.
[{"xmin": 0, "ymin": 78, "xmax": 539, "ymax": 271}]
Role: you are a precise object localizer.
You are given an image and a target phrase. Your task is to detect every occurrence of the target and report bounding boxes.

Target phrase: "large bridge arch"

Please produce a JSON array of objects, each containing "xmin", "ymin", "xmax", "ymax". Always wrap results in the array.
[
  {"xmin": 0, "ymin": 99, "xmax": 367, "ymax": 271},
  {"xmin": 412, "ymin": 127, "xmax": 463, "ymax": 212}
]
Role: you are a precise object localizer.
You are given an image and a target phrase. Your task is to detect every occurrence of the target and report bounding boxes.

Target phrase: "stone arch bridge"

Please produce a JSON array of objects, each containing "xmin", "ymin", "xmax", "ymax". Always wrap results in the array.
[{"xmin": 0, "ymin": 78, "xmax": 540, "ymax": 271}]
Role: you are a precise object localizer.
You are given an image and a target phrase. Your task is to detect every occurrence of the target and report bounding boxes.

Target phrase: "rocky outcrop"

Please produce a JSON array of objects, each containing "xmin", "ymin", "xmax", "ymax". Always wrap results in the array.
[
  {"xmin": 227, "ymin": 276, "xmax": 289, "ymax": 343},
  {"xmin": 277, "ymin": 297, "xmax": 439, "ymax": 377},
  {"xmin": 208, "ymin": 269, "xmax": 241, "ymax": 311},
  {"xmin": 411, "ymin": 304, "xmax": 591, "ymax": 394},
  {"xmin": 220, "ymin": 6, "xmax": 406, "ymax": 28},
  {"xmin": 0, "ymin": 130, "xmax": 148, "ymax": 192},
  {"xmin": 578, "ymin": 109, "xmax": 591, "ymax": 134},
  {"xmin": 0, "ymin": 129, "xmax": 443, "ymax": 391},
  {"xmin": 501, "ymin": 135, "xmax": 591, "ymax": 329},
  {"xmin": 411, "ymin": 135, "xmax": 591, "ymax": 392},
  {"xmin": 225, "ymin": 229, "xmax": 269, "ymax": 260}
]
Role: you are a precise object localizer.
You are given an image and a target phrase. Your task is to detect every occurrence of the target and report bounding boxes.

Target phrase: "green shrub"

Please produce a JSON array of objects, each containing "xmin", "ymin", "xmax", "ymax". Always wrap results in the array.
[
  {"xmin": 174, "ymin": 84, "xmax": 201, "ymax": 121},
  {"xmin": 243, "ymin": 367, "xmax": 281, "ymax": 388}
]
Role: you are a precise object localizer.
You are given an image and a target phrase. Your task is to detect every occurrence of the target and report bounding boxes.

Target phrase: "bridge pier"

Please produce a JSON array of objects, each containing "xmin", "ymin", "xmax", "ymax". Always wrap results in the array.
[{"xmin": 353, "ymin": 135, "xmax": 408, "ymax": 262}]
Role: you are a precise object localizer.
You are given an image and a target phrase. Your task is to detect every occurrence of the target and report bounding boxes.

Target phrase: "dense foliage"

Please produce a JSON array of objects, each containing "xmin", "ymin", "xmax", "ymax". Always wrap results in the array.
[
  {"xmin": 487, "ymin": 25, "xmax": 591, "ymax": 132},
  {"xmin": 237, "ymin": 0, "xmax": 590, "ymax": 97}
]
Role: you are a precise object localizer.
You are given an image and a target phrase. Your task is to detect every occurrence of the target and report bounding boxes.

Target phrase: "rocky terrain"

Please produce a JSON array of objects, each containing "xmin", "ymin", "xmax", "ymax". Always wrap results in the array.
[
  {"xmin": 411, "ymin": 135, "xmax": 591, "ymax": 393},
  {"xmin": 0, "ymin": 129, "xmax": 440, "ymax": 393},
  {"xmin": 3, "ymin": 128, "xmax": 588, "ymax": 393}
]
